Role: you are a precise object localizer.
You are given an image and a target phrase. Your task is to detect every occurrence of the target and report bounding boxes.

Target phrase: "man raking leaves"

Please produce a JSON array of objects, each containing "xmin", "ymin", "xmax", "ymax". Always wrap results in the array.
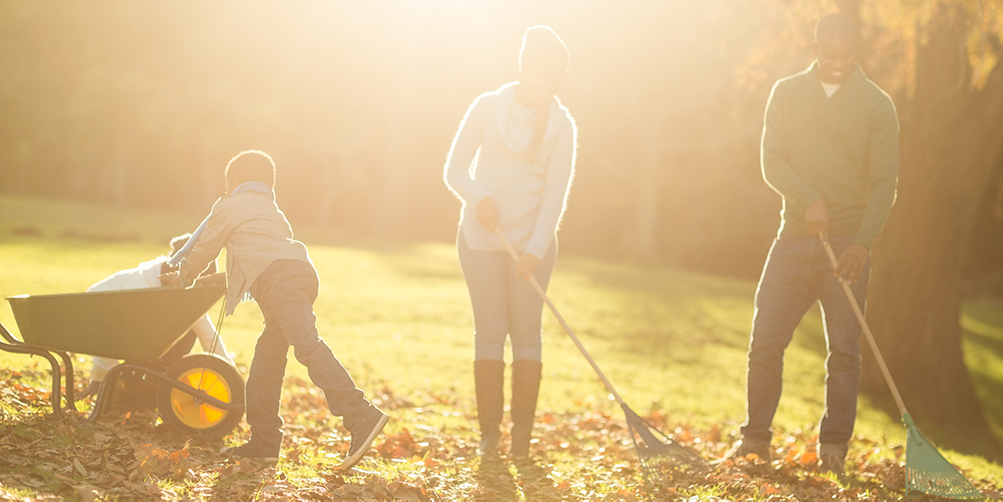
[{"xmin": 731, "ymin": 13, "xmax": 899, "ymax": 479}]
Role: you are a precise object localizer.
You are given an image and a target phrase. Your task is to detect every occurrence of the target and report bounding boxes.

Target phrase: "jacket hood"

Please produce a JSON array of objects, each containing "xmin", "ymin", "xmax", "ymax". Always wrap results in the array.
[{"xmin": 493, "ymin": 81, "xmax": 570, "ymax": 153}]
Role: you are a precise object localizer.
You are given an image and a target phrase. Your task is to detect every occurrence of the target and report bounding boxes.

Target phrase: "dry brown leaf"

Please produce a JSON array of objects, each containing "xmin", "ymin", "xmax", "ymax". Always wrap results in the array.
[{"xmin": 73, "ymin": 458, "xmax": 88, "ymax": 477}]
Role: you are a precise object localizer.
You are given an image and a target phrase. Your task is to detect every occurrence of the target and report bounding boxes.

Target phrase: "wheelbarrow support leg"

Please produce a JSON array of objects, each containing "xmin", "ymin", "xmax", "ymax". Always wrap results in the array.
[
  {"xmin": 85, "ymin": 365, "xmax": 124, "ymax": 424},
  {"xmin": 39, "ymin": 351, "xmax": 63, "ymax": 418},
  {"xmin": 0, "ymin": 321, "xmax": 63, "ymax": 418},
  {"xmin": 55, "ymin": 351, "xmax": 75, "ymax": 411}
]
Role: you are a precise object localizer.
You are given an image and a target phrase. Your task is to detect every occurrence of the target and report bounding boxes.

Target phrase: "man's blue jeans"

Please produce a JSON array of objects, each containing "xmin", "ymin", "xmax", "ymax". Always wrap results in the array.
[{"xmin": 741, "ymin": 236, "xmax": 869, "ymax": 455}]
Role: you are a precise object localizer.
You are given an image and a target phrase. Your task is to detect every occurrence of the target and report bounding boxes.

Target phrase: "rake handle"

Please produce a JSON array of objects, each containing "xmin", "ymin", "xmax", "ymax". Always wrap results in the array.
[
  {"xmin": 820, "ymin": 237, "xmax": 909, "ymax": 417},
  {"xmin": 491, "ymin": 227, "xmax": 627, "ymax": 406}
]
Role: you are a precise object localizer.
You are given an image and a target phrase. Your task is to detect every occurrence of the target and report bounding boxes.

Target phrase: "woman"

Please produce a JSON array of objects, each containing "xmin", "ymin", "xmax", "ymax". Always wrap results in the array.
[{"xmin": 444, "ymin": 25, "xmax": 577, "ymax": 460}]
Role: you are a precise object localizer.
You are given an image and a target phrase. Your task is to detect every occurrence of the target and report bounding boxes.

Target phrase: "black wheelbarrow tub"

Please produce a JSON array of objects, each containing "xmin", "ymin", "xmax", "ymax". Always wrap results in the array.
[{"xmin": 6, "ymin": 285, "xmax": 225, "ymax": 362}]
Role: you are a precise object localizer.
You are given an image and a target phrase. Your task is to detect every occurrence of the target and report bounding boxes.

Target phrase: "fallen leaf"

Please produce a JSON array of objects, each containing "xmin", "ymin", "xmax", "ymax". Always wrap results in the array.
[{"xmin": 74, "ymin": 457, "xmax": 88, "ymax": 476}]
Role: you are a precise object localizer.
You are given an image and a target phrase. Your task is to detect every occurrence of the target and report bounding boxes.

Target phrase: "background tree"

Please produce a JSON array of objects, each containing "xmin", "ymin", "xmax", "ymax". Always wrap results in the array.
[{"xmin": 854, "ymin": 0, "xmax": 1003, "ymax": 457}]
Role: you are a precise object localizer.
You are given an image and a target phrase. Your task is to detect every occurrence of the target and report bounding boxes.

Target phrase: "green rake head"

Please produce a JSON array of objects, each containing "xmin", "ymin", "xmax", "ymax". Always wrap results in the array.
[
  {"xmin": 903, "ymin": 414, "xmax": 983, "ymax": 500},
  {"xmin": 622, "ymin": 404, "xmax": 710, "ymax": 483}
]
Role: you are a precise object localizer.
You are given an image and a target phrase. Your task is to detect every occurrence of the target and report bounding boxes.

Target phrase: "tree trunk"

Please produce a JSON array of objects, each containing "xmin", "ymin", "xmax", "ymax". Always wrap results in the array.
[{"xmin": 867, "ymin": 6, "xmax": 1003, "ymax": 458}]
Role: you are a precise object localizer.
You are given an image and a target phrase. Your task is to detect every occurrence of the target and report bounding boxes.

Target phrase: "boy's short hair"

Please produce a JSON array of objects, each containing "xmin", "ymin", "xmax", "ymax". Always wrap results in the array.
[{"xmin": 225, "ymin": 150, "xmax": 276, "ymax": 190}]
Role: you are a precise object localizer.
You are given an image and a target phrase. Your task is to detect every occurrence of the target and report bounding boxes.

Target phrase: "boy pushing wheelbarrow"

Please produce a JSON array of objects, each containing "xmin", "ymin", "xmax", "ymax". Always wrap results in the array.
[{"xmin": 164, "ymin": 150, "xmax": 388, "ymax": 468}]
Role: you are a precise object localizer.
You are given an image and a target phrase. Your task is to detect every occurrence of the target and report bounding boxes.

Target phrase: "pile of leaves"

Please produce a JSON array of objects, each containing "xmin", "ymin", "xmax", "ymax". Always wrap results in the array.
[{"xmin": 0, "ymin": 367, "xmax": 1000, "ymax": 501}]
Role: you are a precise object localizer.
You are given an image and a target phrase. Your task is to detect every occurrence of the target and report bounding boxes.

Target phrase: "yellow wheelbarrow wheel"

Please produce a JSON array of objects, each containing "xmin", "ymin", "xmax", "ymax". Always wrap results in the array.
[{"xmin": 157, "ymin": 354, "xmax": 244, "ymax": 438}]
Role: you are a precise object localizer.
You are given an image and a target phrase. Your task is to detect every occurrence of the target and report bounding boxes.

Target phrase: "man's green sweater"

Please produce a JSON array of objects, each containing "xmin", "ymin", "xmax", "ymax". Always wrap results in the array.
[{"xmin": 761, "ymin": 62, "xmax": 899, "ymax": 248}]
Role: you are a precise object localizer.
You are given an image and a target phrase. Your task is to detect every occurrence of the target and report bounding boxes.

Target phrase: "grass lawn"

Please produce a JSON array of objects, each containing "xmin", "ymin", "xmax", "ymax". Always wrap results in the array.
[{"xmin": 0, "ymin": 195, "xmax": 1000, "ymax": 500}]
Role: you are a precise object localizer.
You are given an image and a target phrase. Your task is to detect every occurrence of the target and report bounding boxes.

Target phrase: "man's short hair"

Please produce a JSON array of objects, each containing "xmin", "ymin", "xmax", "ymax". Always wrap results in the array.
[
  {"xmin": 225, "ymin": 150, "xmax": 276, "ymax": 189},
  {"xmin": 815, "ymin": 13, "xmax": 858, "ymax": 43}
]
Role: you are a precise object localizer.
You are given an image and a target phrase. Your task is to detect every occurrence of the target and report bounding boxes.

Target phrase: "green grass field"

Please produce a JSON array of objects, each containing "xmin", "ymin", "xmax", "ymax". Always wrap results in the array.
[{"xmin": 0, "ymin": 195, "xmax": 1000, "ymax": 500}]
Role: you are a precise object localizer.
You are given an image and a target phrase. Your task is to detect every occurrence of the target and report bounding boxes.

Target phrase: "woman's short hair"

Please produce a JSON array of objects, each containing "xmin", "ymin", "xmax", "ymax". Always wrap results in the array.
[{"xmin": 225, "ymin": 150, "xmax": 276, "ymax": 189}]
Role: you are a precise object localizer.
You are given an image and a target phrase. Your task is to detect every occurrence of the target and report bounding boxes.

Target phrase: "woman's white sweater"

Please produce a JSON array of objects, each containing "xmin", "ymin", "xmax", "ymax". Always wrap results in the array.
[{"xmin": 444, "ymin": 82, "xmax": 577, "ymax": 259}]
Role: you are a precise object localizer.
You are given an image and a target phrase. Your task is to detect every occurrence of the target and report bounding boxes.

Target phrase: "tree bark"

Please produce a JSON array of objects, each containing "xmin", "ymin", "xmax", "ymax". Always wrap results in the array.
[{"xmin": 867, "ymin": 5, "xmax": 1003, "ymax": 458}]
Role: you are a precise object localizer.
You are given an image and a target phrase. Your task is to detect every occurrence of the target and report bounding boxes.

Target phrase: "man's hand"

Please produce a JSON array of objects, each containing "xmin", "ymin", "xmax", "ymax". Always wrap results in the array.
[
  {"xmin": 835, "ymin": 243, "xmax": 869, "ymax": 283},
  {"xmin": 79, "ymin": 381, "xmax": 101, "ymax": 400},
  {"xmin": 806, "ymin": 199, "xmax": 830, "ymax": 239},
  {"xmin": 477, "ymin": 197, "xmax": 498, "ymax": 231},
  {"xmin": 515, "ymin": 253, "xmax": 541, "ymax": 280},
  {"xmin": 158, "ymin": 271, "xmax": 181, "ymax": 286}
]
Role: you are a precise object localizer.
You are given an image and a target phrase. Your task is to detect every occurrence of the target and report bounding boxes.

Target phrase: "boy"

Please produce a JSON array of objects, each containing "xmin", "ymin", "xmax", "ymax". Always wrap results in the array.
[{"xmin": 168, "ymin": 150, "xmax": 388, "ymax": 467}]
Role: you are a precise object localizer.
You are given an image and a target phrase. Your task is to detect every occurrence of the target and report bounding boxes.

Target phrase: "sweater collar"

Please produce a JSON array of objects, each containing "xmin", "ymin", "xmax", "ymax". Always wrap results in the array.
[
  {"xmin": 494, "ymin": 81, "xmax": 567, "ymax": 153},
  {"xmin": 230, "ymin": 181, "xmax": 275, "ymax": 200},
  {"xmin": 807, "ymin": 61, "xmax": 865, "ymax": 91}
]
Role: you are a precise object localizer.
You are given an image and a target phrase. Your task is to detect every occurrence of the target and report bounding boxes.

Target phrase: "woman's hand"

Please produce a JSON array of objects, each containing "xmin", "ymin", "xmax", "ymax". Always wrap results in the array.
[
  {"xmin": 477, "ymin": 197, "xmax": 498, "ymax": 231},
  {"xmin": 515, "ymin": 253, "xmax": 541, "ymax": 280}
]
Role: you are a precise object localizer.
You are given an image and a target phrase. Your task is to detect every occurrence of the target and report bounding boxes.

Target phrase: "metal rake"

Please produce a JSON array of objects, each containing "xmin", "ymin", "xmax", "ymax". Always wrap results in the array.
[{"xmin": 493, "ymin": 228, "xmax": 710, "ymax": 481}]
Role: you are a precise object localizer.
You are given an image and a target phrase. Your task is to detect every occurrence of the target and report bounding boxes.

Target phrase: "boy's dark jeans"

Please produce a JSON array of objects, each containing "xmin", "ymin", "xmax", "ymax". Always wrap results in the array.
[
  {"xmin": 741, "ymin": 236, "xmax": 869, "ymax": 456},
  {"xmin": 245, "ymin": 259, "xmax": 378, "ymax": 449}
]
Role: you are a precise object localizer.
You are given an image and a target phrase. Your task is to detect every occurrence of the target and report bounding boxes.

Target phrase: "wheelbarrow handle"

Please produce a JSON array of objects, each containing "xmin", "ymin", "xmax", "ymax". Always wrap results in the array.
[
  {"xmin": 819, "ymin": 237, "xmax": 909, "ymax": 417},
  {"xmin": 491, "ymin": 227, "xmax": 627, "ymax": 406}
]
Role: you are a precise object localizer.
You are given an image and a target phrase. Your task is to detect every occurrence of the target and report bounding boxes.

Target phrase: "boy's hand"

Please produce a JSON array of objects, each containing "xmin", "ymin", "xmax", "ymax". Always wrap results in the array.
[
  {"xmin": 158, "ymin": 271, "xmax": 181, "ymax": 286},
  {"xmin": 194, "ymin": 272, "xmax": 226, "ymax": 287}
]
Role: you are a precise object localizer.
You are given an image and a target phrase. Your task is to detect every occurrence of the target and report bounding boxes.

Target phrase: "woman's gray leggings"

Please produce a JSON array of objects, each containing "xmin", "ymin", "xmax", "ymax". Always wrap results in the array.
[{"xmin": 457, "ymin": 233, "xmax": 557, "ymax": 362}]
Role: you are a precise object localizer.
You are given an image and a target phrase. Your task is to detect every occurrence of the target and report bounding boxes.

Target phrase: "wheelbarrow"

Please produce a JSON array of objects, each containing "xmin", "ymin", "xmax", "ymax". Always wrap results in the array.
[{"xmin": 0, "ymin": 284, "xmax": 245, "ymax": 439}]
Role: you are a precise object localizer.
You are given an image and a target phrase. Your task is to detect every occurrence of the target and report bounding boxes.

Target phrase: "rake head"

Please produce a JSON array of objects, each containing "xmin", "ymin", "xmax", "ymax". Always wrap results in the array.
[
  {"xmin": 622, "ymin": 404, "xmax": 710, "ymax": 483},
  {"xmin": 903, "ymin": 414, "xmax": 982, "ymax": 500}
]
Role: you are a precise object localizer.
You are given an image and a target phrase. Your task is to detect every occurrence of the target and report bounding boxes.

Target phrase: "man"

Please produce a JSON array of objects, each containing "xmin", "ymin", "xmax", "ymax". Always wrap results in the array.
[{"xmin": 733, "ymin": 13, "xmax": 899, "ymax": 478}]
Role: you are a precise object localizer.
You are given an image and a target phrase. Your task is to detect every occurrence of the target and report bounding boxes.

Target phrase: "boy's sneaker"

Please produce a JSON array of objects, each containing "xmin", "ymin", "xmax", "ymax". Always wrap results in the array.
[
  {"xmin": 339, "ymin": 411, "xmax": 389, "ymax": 470},
  {"xmin": 222, "ymin": 439, "xmax": 280, "ymax": 463}
]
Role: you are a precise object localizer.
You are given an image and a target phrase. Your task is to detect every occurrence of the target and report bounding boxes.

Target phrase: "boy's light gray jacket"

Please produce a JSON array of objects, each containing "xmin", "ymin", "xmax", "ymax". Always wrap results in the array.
[
  {"xmin": 179, "ymin": 184, "xmax": 311, "ymax": 315},
  {"xmin": 444, "ymin": 82, "xmax": 577, "ymax": 259}
]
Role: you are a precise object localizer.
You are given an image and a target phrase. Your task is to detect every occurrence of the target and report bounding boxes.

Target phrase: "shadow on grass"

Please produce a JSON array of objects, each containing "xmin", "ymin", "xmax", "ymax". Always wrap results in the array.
[
  {"xmin": 548, "ymin": 258, "xmax": 758, "ymax": 365},
  {"xmin": 846, "ymin": 302, "xmax": 1003, "ymax": 462},
  {"xmin": 471, "ymin": 459, "xmax": 562, "ymax": 501},
  {"xmin": 514, "ymin": 459, "xmax": 563, "ymax": 501},
  {"xmin": 473, "ymin": 460, "xmax": 518, "ymax": 501},
  {"xmin": 964, "ymin": 331, "xmax": 1003, "ymax": 438}
]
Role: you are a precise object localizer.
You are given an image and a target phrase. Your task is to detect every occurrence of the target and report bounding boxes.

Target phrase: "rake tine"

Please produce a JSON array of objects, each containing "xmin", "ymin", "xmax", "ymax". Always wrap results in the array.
[
  {"xmin": 622, "ymin": 404, "xmax": 710, "ymax": 476},
  {"xmin": 903, "ymin": 414, "xmax": 982, "ymax": 499},
  {"xmin": 491, "ymin": 228, "xmax": 711, "ymax": 475}
]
